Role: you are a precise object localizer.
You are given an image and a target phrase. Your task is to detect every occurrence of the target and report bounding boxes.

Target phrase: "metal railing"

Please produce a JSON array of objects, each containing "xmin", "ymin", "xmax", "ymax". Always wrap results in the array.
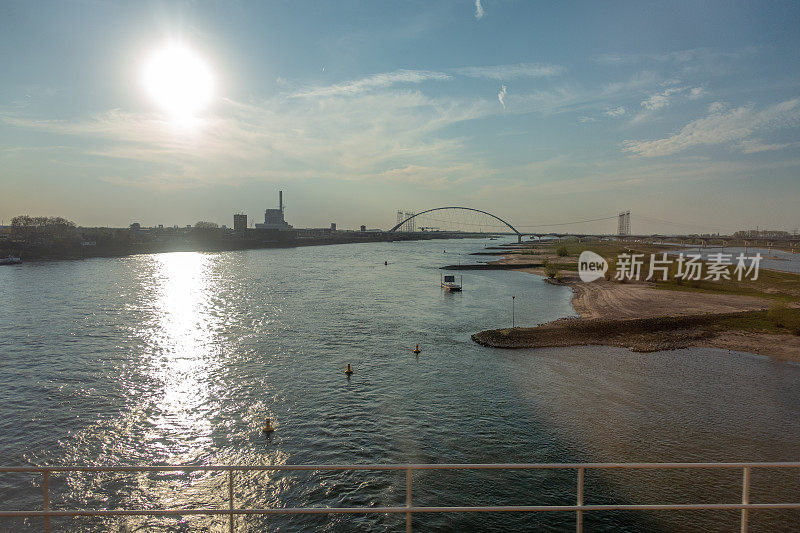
[{"xmin": 2, "ymin": 462, "xmax": 800, "ymax": 532}]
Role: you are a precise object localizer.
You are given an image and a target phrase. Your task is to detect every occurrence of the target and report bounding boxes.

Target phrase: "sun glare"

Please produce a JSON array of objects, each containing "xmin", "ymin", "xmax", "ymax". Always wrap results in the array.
[{"xmin": 143, "ymin": 43, "xmax": 214, "ymax": 119}]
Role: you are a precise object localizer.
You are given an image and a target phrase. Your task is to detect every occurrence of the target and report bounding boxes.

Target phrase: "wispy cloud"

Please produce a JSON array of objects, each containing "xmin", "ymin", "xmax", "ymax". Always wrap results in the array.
[
  {"xmin": 739, "ymin": 139, "xmax": 798, "ymax": 154},
  {"xmin": 689, "ymin": 87, "xmax": 706, "ymax": 99},
  {"xmin": 601, "ymin": 71, "xmax": 658, "ymax": 97},
  {"xmin": 291, "ymin": 63, "xmax": 563, "ymax": 98},
  {"xmin": 623, "ymin": 98, "xmax": 800, "ymax": 157},
  {"xmin": 641, "ymin": 86, "xmax": 685, "ymax": 110},
  {"xmin": 596, "ymin": 49, "xmax": 703, "ymax": 65},
  {"xmin": 497, "ymin": 85, "xmax": 507, "ymax": 110},
  {"xmin": 474, "ymin": 0, "xmax": 485, "ymax": 20},
  {"xmin": 504, "ymin": 86, "xmax": 584, "ymax": 115},
  {"xmin": 605, "ymin": 106, "xmax": 626, "ymax": 117},
  {"xmin": 628, "ymin": 111, "xmax": 653, "ymax": 125},
  {"xmin": 1, "ymin": 91, "xmax": 496, "ymax": 189},
  {"xmin": 639, "ymin": 85, "xmax": 707, "ymax": 111},
  {"xmin": 453, "ymin": 62, "xmax": 565, "ymax": 80},
  {"xmin": 381, "ymin": 162, "xmax": 490, "ymax": 188},
  {"xmin": 596, "ymin": 47, "xmax": 756, "ymax": 67},
  {"xmin": 293, "ymin": 69, "xmax": 451, "ymax": 97}
]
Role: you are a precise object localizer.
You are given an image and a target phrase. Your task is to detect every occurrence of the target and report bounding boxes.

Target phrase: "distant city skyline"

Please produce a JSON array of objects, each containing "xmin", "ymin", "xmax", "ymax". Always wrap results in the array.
[{"xmin": 1, "ymin": 1, "xmax": 799, "ymax": 234}]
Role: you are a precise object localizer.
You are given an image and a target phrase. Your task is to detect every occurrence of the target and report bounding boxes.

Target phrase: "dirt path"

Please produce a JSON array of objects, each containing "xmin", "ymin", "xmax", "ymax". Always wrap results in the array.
[
  {"xmin": 561, "ymin": 272, "xmax": 769, "ymax": 319},
  {"xmin": 514, "ymin": 267, "xmax": 771, "ymax": 319}
]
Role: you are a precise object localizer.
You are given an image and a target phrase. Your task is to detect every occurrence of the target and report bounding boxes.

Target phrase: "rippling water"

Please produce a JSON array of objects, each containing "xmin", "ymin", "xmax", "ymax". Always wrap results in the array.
[{"xmin": 1, "ymin": 238, "xmax": 800, "ymax": 531}]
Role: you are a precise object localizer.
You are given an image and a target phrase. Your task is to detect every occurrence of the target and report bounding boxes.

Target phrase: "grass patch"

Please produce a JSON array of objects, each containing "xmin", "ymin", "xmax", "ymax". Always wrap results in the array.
[
  {"xmin": 767, "ymin": 304, "xmax": 800, "ymax": 335},
  {"xmin": 711, "ymin": 307, "xmax": 800, "ymax": 335}
]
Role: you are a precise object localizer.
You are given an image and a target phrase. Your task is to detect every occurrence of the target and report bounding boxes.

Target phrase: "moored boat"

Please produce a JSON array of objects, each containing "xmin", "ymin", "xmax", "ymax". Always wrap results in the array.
[
  {"xmin": 0, "ymin": 256, "xmax": 22, "ymax": 265},
  {"xmin": 441, "ymin": 273, "xmax": 462, "ymax": 291}
]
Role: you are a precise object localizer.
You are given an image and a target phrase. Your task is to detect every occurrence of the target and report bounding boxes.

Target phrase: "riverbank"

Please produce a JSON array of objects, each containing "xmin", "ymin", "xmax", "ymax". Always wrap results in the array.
[
  {"xmin": 0, "ymin": 231, "xmax": 488, "ymax": 261},
  {"xmin": 472, "ymin": 310, "xmax": 800, "ymax": 360},
  {"xmin": 472, "ymin": 242, "xmax": 800, "ymax": 360}
]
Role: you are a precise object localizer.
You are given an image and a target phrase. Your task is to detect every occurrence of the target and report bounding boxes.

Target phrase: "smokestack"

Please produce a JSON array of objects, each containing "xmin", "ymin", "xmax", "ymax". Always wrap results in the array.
[{"xmin": 279, "ymin": 190, "xmax": 283, "ymax": 212}]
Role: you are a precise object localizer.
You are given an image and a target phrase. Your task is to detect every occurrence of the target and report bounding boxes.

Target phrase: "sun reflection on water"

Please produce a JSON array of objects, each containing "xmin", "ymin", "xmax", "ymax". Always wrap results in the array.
[{"xmin": 143, "ymin": 252, "xmax": 220, "ymax": 454}]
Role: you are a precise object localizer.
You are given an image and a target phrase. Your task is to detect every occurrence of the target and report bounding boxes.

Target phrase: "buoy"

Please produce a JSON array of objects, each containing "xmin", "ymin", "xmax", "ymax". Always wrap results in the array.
[
  {"xmin": 413, "ymin": 344, "xmax": 421, "ymax": 354},
  {"xmin": 345, "ymin": 363, "xmax": 354, "ymax": 376},
  {"xmin": 384, "ymin": 261, "xmax": 388, "ymax": 266},
  {"xmin": 262, "ymin": 418, "xmax": 275, "ymax": 433}
]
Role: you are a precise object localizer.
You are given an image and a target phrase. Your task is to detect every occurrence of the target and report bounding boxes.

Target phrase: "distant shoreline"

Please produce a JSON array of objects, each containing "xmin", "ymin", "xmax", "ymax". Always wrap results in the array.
[{"xmin": 0, "ymin": 231, "xmax": 491, "ymax": 262}]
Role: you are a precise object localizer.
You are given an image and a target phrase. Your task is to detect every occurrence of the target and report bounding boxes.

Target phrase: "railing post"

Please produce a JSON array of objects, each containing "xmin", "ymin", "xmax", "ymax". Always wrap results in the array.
[
  {"xmin": 576, "ymin": 467, "xmax": 584, "ymax": 533},
  {"xmin": 43, "ymin": 470, "xmax": 50, "ymax": 533},
  {"xmin": 229, "ymin": 470, "xmax": 235, "ymax": 533},
  {"xmin": 741, "ymin": 467, "xmax": 750, "ymax": 533},
  {"xmin": 406, "ymin": 467, "xmax": 412, "ymax": 533}
]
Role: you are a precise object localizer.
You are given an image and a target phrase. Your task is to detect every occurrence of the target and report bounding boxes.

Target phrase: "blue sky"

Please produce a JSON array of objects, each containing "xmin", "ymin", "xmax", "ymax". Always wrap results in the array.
[{"xmin": 1, "ymin": 0, "xmax": 799, "ymax": 233}]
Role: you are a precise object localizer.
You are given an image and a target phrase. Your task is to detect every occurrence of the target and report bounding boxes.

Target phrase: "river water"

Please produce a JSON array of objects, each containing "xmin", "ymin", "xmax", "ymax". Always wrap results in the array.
[{"xmin": 1, "ymin": 238, "xmax": 799, "ymax": 532}]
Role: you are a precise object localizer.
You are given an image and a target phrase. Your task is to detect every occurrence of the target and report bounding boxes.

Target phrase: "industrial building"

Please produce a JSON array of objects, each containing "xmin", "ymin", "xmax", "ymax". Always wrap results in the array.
[{"xmin": 255, "ymin": 191, "xmax": 292, "ymax": 230}]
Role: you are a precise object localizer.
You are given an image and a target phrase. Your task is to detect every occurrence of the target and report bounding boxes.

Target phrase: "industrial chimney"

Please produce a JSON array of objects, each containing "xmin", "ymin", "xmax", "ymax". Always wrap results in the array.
[{"xmin": 279, "ymin": 191, "xmax": 283, "ymax": 212}]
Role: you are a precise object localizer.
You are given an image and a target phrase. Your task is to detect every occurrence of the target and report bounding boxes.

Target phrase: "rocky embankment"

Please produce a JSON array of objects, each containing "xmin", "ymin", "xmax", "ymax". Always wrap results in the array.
[
  {"xmin": 471, "ymin": 309, "xmax": 800, "ymax": 360},
  {"xmin": 472, "ymin": 312, "xmax": 745, "ymax": 352}
]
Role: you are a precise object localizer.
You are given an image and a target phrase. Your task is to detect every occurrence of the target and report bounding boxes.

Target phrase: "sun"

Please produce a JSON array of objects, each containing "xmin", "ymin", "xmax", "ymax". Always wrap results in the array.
[{"xmin": 143, "ymin": 43, "xmax": 214, "ymax": 118}]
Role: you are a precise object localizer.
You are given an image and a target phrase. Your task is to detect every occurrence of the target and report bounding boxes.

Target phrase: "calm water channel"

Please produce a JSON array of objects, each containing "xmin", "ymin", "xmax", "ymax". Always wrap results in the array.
[{"xmin": 1, "ymin": 238, "xmax": 799, "ymax": 531}]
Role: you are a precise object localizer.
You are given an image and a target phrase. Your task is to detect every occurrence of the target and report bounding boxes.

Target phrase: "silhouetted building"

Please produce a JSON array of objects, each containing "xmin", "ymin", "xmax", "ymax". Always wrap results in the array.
[
  {"xmin": 233, "ymin": 213, "xmax": 247, "ymax": 231},
  {"xmin": 360, "ymin": 225, "xmax": 366, "ymax": 232},
  {"xmin": 330, "ymin": 222, "xmax": 337, "ymax": 231},
  {"xmin": 255, "ymin": 190, "xmax": 293, "ymax": 230}
]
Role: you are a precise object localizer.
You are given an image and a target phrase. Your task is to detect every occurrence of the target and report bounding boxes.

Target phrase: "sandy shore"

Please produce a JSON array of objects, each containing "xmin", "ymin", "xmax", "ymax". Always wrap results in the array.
[
  {"xmin": 532, "ymin": 270, "xmax": 769, "ymax": 319},
  {"xmin": 473, "ymin": 251, "xmax": 800, "ymax": 361}
]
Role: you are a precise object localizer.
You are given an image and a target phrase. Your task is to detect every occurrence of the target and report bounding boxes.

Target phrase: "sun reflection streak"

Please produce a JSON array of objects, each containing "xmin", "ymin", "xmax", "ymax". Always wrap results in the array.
[{"xmin": 144, "ymin": 252, "xmax": 220, "ymax": 454}]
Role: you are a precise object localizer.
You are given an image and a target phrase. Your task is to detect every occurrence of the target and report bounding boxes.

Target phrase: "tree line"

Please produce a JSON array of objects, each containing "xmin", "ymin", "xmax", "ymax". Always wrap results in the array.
[{"xmin": 10, "ymin": 215, "xmax": 78, "ymax": 241}]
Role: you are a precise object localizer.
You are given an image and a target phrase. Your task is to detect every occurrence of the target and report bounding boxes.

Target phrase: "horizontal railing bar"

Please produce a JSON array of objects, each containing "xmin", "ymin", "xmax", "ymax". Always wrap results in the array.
[
  {"xmin": 4, "ymin": 463, "xmax": 799, "ymax": 522},
  {"xmin": 3, "ymin": 503, "xmax": 800, "ymax": 518},
  {"xmin": 2, "ymin": 462, "xmax": 800, "ymax": 473}
]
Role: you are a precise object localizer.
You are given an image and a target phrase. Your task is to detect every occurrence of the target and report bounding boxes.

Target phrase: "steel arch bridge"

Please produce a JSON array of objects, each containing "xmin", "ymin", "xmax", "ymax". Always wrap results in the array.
[{"xmin": 388, "ymin": 207, "xmax": 521, "ymax": 235}]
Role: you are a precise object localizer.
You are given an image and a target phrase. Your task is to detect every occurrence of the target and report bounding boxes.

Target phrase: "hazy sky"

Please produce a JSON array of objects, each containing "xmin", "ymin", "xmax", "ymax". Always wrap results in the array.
[{"xmin": 1, "ymin": 1, "xmax": 799, "ymax": 234}]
